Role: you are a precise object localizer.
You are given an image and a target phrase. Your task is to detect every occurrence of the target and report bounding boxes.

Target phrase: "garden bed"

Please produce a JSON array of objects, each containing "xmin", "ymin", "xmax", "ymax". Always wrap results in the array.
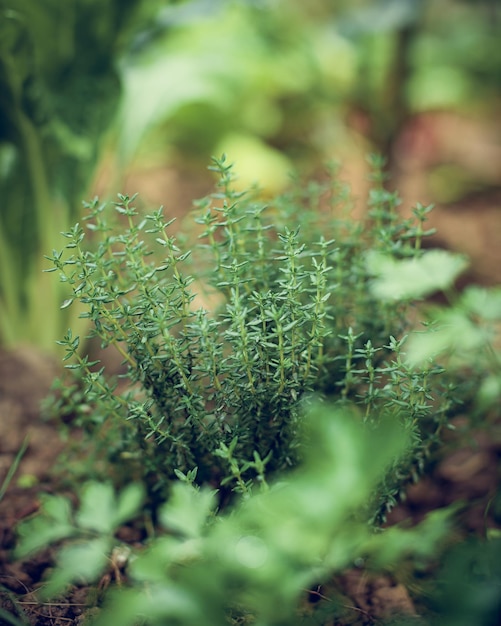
[{"xmin": 1, "ymin": 343, "xmax": 499, "ymax": 626}]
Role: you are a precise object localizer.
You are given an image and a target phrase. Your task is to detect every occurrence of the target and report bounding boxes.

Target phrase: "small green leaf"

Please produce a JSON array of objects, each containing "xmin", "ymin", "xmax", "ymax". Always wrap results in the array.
[
  {"xmin": 115, "ymin": 483, "xmax": 145, "ymax": 526},
  {"xmin": 60, "ymin": 298, "xmax": 74, "ymax": 309}
]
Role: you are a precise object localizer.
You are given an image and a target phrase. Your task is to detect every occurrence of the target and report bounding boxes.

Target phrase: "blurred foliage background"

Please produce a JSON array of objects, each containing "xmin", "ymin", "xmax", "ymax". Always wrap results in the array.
[{"xmin": 1, "ymin": 0, "xmax": 500, "ymax": 353}]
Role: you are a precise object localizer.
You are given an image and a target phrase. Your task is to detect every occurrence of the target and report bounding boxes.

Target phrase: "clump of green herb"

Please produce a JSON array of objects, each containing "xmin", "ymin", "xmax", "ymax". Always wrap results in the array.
[{"xmin": 47, "ymin": 155, "xmax": 459, "ymax": 518}]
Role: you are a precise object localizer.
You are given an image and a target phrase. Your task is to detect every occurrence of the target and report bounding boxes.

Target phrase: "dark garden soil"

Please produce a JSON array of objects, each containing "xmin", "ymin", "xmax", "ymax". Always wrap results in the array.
[{"xmin": 0, "ymin": 345, "xmax": 500, "ymax": 626}]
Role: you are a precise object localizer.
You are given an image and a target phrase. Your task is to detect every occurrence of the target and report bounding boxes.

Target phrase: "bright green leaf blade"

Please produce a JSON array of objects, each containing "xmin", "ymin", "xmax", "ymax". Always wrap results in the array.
[
  {"xmin": 15, "ymin": 494, "xmax": 74, "ymax": 558},
  {"xmin": 75, "ymin": 482, "xmax": 116, "ymax": 533},
  {"xmin": 367, "ymin": 249, "xmax": 469, "ymax": 301},
  {"xmin": 159, "ymin": 483, "xmax": 216, "ymax": 539},
  {"xmin": 114, "ymin": 483, "xmax": 145, "ymax": 527},
  {"xmin": 461, "ymin": 286, "xmax": 501, "ymax": 320},
  {"xmin": 405, "ymin": 310, "xmax": 488, "ymax": 366},
  {"xmin": 40, "ymin": 537, "xmax": 111, "ymax": 599}
]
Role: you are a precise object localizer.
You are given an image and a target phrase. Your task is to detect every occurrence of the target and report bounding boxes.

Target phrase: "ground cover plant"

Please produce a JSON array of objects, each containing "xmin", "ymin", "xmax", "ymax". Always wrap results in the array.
[{"xmin": 10, "ymin": 157, "xmax": 501, "ymax": 625}]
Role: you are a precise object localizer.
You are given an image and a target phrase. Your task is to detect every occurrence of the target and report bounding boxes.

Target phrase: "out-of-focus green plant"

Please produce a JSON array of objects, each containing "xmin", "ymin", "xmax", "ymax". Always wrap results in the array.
[
  {"xmin": 120, "ymin": 0, "xmax": 501, "ymax": 175},
  {"xmin": 426, "ymin": 537, "xmax": 501, "ymax": 626},
  {"xmin": 15, "ymin": 402, "xmax": 454, "ymax": 625},
  {"xmin": 0, "ymin": 436, "xmax": 29, "ymax": 503},
  {"xmin": 369, "ymin": 250, "xmax": 501, "ymax": 415},
  {"xmin": 0, "ymin": 0, "xmax": 180, "ymax": 352}
]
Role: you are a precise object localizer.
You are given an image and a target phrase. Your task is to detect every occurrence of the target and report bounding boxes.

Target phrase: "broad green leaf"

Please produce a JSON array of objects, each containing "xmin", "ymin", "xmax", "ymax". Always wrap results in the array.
[
  {"xmin": 15, "ymin": 494, "xmax": 74, "ymax": 557},
  {"xmin": 405, "ymin": 310, "xmax": 488, "ymax": 366},
  {"xmin": 75, "ymin": 482, "xmax": 116, "ymax": 533},
  {"xmin": 115, "ymin": 483, "xmax": 145, "ymax": 526},
  {"xmin": 367, "ymin": 249, "xmax": 469, "ymax": 301},
  {"xmin": 159, "ymin": 482, "xmax": 216, "ymax": 538},
  {"xmin": 460, "ymin": 286, "xmax": 501, "ymax": 321},
  {"xmin": 91, "ymin": 584, "xmax": 209, "ymax": 626},
  {"xmin": 40, "ymin": 537, "xmax": 111, "ymax": 599}
]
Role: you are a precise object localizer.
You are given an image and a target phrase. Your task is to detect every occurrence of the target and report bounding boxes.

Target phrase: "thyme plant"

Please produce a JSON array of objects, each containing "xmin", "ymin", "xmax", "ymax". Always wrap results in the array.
[{"xmin": 47, "ymin": 155, "xmax": 458, "ymax": 517}]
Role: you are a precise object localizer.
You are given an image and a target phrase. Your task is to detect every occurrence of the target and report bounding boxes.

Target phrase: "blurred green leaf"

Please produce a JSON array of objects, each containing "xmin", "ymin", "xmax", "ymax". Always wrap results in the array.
[
  {"xmin": 405, "ymin": 309, "xmax": 489, "ymax": 366},
  {"xmin": 75, "ymin": 482, "xmax": 117, "ymax": 533},
  {"xmin": 408, "ymin": 65, "xmax": 470, "ymax": 110},
  {"xmin": 159, "ymin": 482, "xmax": 216, "ymax": 538},
  {"xmin": 461, "ymin": 286, "xmax": 501, "ymax": 321},
  {"xmin": 94, "ymin": 584, "xmax": 209, "ymax": 626},
  {"xmin": 364, "ymin": 505, "xmax": 457, "ymax": 568},
  {"xmin": 430, "ymin": 538, "xmax": 501, "ymax": 626},
  {"xmin": 15, "ymin": 494, "xmax": 74, "ymax": 557},
  {"xmin": 476, "ymin": 374, "xmax": 501, "ymax": 412},
  {"xmin": 76, "ymin": 481, "xmax": 144, "ymax": 533},
  {"xmin": 213, "ymin": 133, "xmax": 292, "ymax": 194},
  {"xmin": 339, "ymin": 0, "xmax": 422, "ymax": 35},
  {"xmin": 0, "ymin": 0, "xmax": 161, "ymax": 351},
  {"xmin": 368, "ymin": 249, "xmax": 468, "ymax": 301},
  {"xmin": 115, "ymin": 482, "xmax": 145, "ymax": 526},
  {"xmin": 40, "ymin": 537, "xmax": 111, "ymax": 599}
]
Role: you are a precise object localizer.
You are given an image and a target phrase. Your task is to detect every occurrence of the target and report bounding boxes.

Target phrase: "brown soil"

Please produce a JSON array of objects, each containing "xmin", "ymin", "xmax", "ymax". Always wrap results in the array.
[{"xmin": 0, "ymin": 346, "xmax": 500, "ymax": 625}]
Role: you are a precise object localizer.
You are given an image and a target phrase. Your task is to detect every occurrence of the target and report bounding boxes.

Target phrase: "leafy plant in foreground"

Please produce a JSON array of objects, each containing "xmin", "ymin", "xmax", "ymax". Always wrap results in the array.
[
  {"xmin": 16, "ymin": 403, "xmax": 454, "ymax": 626},
  {"xmin": 46, "ymin": 155, "xmax": 462, "ymax": 518}
]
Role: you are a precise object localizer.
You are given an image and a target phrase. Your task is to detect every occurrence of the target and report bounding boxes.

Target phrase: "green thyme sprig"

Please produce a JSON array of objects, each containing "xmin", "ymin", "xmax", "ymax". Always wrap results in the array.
[{"xmin": 48, "ymin": 155, "xmax": 458, "ymax": 518}]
